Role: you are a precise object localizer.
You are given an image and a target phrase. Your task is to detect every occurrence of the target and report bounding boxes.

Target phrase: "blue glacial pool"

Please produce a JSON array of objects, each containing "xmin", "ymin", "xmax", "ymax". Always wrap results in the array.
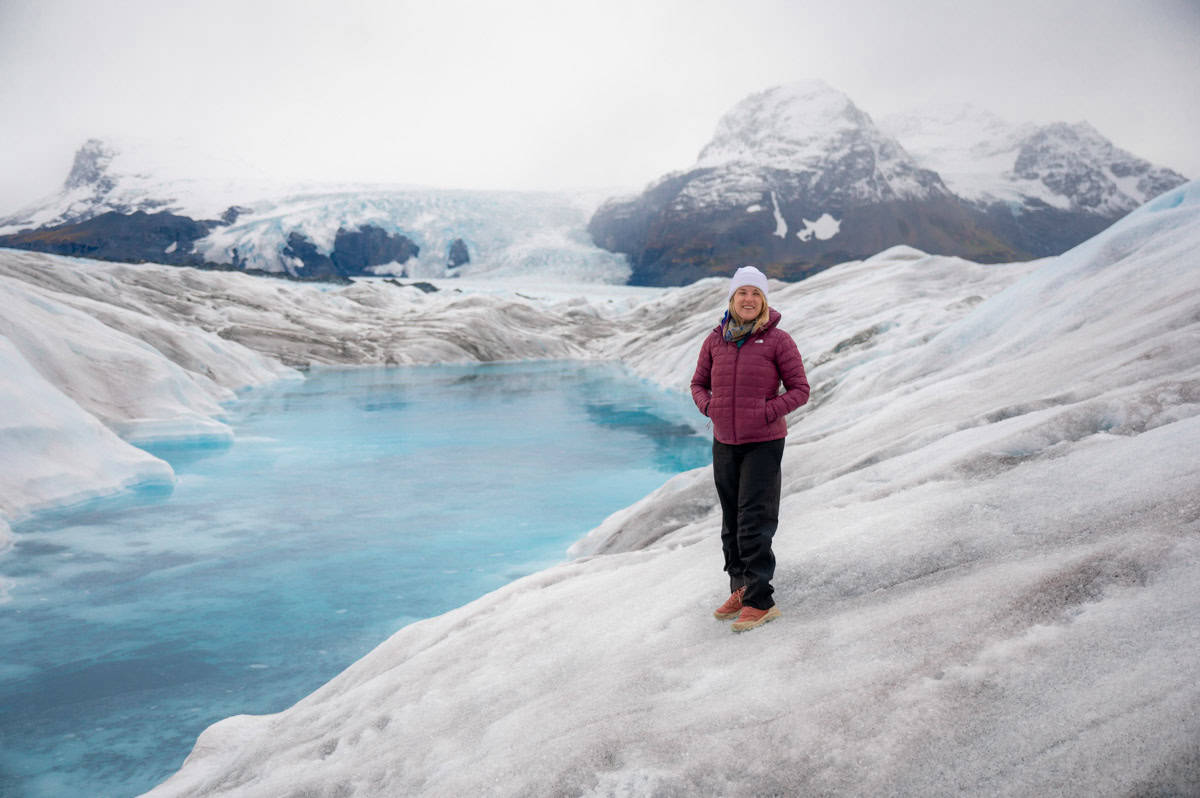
[{"xmin": 0, "ymin": 361, "xmax": 710, "ymax": 798}]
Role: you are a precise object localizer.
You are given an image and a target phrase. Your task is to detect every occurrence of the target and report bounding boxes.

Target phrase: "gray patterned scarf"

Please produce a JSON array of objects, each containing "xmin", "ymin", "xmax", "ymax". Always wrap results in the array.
[{"xmin": 721, "ymin": 311, "xmax": 757, "ymax": 345}]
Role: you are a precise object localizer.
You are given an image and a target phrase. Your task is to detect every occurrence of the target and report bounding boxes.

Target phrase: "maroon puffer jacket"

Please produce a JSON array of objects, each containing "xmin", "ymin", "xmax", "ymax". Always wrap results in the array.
[{"xmin": 690, "ymin": 309, "xmax": 810, "ymax": 445}]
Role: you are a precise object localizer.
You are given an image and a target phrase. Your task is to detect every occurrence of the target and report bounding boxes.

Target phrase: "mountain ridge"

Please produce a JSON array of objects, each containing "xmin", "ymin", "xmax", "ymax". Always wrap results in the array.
[
  {"xmin": 1, "ymin": 85, "xmax": 1189, "ymax": 287},
  {"xmin": 588, "ymin": 80, "xmax": 1188, "ymax": 285}
]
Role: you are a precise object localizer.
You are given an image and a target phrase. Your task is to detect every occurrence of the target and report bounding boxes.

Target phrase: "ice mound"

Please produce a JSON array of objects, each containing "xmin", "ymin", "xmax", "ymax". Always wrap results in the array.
[{"xmin": 0, "ymin": 335, "xmax": 173, "ymax": 524}]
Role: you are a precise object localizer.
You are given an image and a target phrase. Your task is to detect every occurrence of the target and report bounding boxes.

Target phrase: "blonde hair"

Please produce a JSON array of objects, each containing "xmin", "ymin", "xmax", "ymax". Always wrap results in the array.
[{"xmin": 727, "ymin": 287, "xmax": 770, "ymax": 332}]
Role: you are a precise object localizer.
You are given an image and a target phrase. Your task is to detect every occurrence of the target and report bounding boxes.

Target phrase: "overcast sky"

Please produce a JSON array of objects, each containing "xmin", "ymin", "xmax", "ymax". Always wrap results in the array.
[{"xmin": 1, "ymin": 0, "xmax": 1197, "ymax": 214}]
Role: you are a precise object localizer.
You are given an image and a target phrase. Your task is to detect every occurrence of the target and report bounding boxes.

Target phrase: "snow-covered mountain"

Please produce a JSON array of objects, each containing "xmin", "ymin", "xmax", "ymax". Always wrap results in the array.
[
  {"xmin": 881, "ymin": 103, "xmax": 1185, "ymax": 215},
  {"xmin": 689, "ymin": 80, "xmax": 950, "ymax": 207},
  {"xmin": 589, "ymin": 81, "xmax": 1188, "ymax": 285},
  {"xmin": 880, "ymin": 103, "xmax": 1187, "ymax": 256},
  {"xmin": 0, "ymin": 137, "xmax": 630, "ymax": 284},
  {"xmin": 1, "ymin": 179, "xmax": 1197, "ymax": 796},
  {"xmin": 0, "ymin": 137, "xmax": 272, "ymax": 231},
  {"xmin": 589, "ymin": 80, "xmax": 1017, "ymax": 285}
]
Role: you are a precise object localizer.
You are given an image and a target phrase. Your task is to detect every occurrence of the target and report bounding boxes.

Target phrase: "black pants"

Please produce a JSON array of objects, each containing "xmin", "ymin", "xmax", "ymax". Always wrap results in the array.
[{"xmin": 712, "ymin": 437, "xmax": 785, "ymax": 610}]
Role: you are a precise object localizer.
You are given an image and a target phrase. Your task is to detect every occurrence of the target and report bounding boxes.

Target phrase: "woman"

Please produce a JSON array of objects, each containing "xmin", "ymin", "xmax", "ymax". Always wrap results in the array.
[{"xmin": 690, "ymin": 266, "xmax": 809, "ymax": 632}]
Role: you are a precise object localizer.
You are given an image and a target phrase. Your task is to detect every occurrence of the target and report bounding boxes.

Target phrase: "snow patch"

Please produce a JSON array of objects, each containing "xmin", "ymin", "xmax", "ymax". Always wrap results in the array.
[
  {"xmin": 770, "ymin": 191, "xmax": 787, "ymax": 238},
  {"xmin": 797, "ymin": 212, "xmax": 841, "ymax": 241}
]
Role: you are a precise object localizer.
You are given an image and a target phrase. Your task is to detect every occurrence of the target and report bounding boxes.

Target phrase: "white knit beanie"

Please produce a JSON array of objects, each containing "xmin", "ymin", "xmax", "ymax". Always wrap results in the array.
[{"xmin": 727, "ymin": 266, "xmax": 769, "ymax": 301}]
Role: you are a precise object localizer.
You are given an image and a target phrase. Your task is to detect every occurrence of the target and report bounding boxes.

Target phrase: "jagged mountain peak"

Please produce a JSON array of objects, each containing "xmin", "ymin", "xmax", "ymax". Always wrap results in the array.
[
  {"xmin": 695, "ymin": 80, "xmax": 872, "ymax": 168},
  {"xmin": 588, "ymin": 81, "xmax": 1189, "ymax": 285},
  {"xmin": 1010, "ymin": 121, "xmax": 1186, "ymax": 215},
  {"xmin": 64, "ymin": 138, "xmax": 118, "ymax": 191},
  {"xmin": 63, "ymin": 135, "xmax": 268, "ymax": 183},
  {"xmin": 880, "ymin": 107, "xmax": 1187, "ymax": 214},
  {"xmin": 0, "ymin": 135, "xmax": 279, "ymax": 234},
  {"xmin": 676, "ymin": 79, "xmax": 946, "ymax": 212}
]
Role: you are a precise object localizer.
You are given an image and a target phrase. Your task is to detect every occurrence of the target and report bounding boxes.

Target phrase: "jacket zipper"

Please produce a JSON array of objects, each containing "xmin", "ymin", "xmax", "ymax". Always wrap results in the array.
[{"xmin": 730, "ymin": 341, "xmax": 742, "ymax": 443}]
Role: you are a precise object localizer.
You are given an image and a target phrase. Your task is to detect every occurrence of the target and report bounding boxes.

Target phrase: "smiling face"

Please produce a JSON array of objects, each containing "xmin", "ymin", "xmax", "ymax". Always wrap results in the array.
[{"xmin": 730, "ymin": 285, "xmax": 765, "ymax": 324}]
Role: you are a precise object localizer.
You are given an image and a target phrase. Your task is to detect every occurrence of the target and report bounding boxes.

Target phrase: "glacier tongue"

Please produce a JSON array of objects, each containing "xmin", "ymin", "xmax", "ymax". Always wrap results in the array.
[{"xmin": 194, "ymin": 187, "xmax": 632, "ymax": 281}]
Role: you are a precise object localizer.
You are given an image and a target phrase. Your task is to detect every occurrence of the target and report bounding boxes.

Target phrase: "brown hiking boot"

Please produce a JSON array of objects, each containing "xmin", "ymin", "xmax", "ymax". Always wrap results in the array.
[
  {"xmin": 731, "ymin": 605, "xmax": 780, "ymax": 632},
  {"xmin": 713, "ymin": 587, "xmax": 745, "ymax": 620}
]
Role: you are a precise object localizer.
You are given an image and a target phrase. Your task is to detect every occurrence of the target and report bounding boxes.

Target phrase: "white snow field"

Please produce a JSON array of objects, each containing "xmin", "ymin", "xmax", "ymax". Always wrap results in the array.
[{"xmin": 2, "ymin": 180, "xmax": 1199, "ymax": 796}]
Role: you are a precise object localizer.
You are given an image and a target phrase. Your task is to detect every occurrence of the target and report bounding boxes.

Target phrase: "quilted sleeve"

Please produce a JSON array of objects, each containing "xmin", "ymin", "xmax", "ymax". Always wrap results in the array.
[{"xmin": 690, "ymin": 335, "xmax": 714, "ymax": 417}]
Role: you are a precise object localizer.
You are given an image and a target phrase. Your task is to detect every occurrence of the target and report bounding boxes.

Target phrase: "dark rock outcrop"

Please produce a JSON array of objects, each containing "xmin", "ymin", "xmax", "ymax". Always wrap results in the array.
[
  {"xmin": 279, "ymin": 225, "xmax": 419, "ymax": 281},
  {"xmin": 447, "ymin": 238, "xmax": 470, "ymax": 269},
  {"xmin": 221, "ymin": 206, "xmax": 251, "ymax": 225},
  {"xmin": 974, "ymin": 201, "xmax": 1115, "ymax": 260},
  {"xmin": 386, "ymin": 279, "xmax": 440, "ymax": 293},
  {"xmin": 281, "ymin": 232, "xmax": 340, "ymax": 280},
  {"xmin": 64, "ymin": 138, "xmax": 116, "ymax": 193},
  {"xmin": 0, "ymin": 214, "xmax": 421, "ymax": 285},
  {"xmin": 0, "ymin": 210, "xmax": 220, "ymax": 267},
  {"xmin": 330, "ymin": 225, "xmax": 419, "ymax": 275}
]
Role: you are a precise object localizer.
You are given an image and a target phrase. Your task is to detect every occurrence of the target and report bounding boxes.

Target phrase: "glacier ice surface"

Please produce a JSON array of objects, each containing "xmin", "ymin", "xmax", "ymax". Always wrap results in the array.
[{"xmin": 1, "ymin": 179, "xmax": 1198, "ymax": 797}]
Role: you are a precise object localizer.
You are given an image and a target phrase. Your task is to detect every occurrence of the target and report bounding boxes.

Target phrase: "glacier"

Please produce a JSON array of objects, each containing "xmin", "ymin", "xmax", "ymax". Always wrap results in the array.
[
  {"xmin": 193, "ymin": 187, "xmax": 632, "ymax": 282},
  {"xmin": 0, "ymin": 137, "xmax": 632, "ymax": 284},
  {"xmin": 0, "ymin": 179, "xmax": 1198, "ymax": 796}
]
